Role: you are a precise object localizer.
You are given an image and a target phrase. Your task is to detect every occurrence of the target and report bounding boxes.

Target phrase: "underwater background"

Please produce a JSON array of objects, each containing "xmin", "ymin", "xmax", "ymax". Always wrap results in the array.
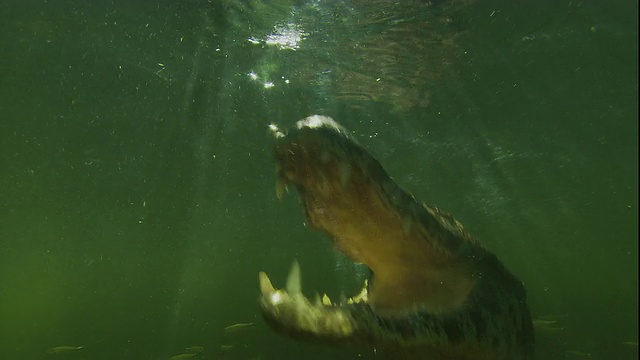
[{"xmin": 0, "ymin": 0, "xmax": 637, "ymax": 359}]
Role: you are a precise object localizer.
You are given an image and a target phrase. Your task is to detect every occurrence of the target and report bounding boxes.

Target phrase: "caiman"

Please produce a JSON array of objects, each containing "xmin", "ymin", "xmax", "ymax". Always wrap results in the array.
[{"xmin": 259, "ymin": 115, "xmax": 534, "ymax": 360}]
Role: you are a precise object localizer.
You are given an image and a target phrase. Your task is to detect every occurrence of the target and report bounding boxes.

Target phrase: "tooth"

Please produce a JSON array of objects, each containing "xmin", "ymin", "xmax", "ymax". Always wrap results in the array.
[
  {"xmin": 276, "ymin": 177, "xmax": 287, "ymax": 200},
  {"xmin": 285, "ymin": 259, "xmax": 301, "ymax": 294},
  {"xmin": 259, "ymin": 272, "xmax": 275, "ymax": 295},
  {"xmin": 339, "ymin": 162, "xmax": 351, "ymax": 186},
  {"xmin": 339, "ymin": 291, "xmax": 347, "ymax": 304},
  {"xmin": 322, "ymin": 293, "xmax": 332, "ymax": 306},
  {"xmin": 350, "ymin": 280, "xmax": 369, "ymax": 303},
  {"xmin": 275, "ymin": 166, "xmax": 288, "ymax": 201}
]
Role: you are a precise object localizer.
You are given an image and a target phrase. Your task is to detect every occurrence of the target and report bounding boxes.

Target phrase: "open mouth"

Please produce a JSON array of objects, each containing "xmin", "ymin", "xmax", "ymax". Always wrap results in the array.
[
  {"xmin": 258, "ymin": 115, "xmax": 534, "ymax": 359},
  {"xmin": 259, "ymin": 116, "xmax": 382, "ymax": 344},
  {"xmin": 259, "ymin": 114, "xmax": 475, "ymax": 338},
  {"xmin": 258, "ymin": 259, "xmax": 368, "ymax": 345}
]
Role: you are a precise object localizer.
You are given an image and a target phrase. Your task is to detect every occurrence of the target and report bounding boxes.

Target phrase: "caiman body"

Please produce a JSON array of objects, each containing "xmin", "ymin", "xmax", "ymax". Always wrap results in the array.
[{"xmin": 259, "ymin": 115, "xmax": 534, "ymax": 359}]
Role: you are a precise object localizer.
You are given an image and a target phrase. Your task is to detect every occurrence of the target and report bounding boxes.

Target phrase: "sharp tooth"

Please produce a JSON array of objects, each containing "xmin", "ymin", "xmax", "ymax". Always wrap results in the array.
[
  {"xmin": 275, "ymin": 166, "xmax": 288, "ymax": 201},
  {"xmin": 350, "ymin": 280, "xmax": 369, "ymax": 303},
  {"xmin": 339, "ymin": 291, "xmax": 347, "ymax": 304},
  {"xmin": 322, "ymin": 293, "xmax": 332, "ymax": 306},
  {"xmin": 285, "ymin": 259, "xmax": 301, "ymax": 294},
  {"xmin": 259, "ymin": 272, "xmax": 275, "ymax": 295},
  {"xmin": 276, "ymin": 176, "xmax": 287, "ymax": 200}
]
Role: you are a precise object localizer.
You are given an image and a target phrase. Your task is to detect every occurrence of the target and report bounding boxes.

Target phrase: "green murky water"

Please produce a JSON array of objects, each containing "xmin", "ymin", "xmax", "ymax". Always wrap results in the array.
[{"xmin": 0, "ymin": 0, "xmax": 637, "ymax": 359}]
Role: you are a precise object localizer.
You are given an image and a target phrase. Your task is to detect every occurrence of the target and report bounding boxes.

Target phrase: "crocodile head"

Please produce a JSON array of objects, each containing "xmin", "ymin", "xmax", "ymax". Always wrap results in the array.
[{"xmin": 259, "ymin": 115, "xmax": 534, "ymax": 360}]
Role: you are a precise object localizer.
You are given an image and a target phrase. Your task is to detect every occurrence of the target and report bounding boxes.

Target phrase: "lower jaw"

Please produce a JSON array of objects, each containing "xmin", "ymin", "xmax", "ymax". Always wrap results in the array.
[{"xmin": 258, "ymin": 260, "xmax": 369, "ymax": 345}]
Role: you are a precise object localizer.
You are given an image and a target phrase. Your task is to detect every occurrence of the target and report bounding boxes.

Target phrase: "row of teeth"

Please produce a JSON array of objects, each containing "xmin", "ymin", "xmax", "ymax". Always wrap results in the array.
[
  {"xmin": 260, "ymin": 260, "xmax": 369, "ymax": 307},
  {"xmin": 275, "ymin": 169, "xmax": 288, "ymax": 201}
]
